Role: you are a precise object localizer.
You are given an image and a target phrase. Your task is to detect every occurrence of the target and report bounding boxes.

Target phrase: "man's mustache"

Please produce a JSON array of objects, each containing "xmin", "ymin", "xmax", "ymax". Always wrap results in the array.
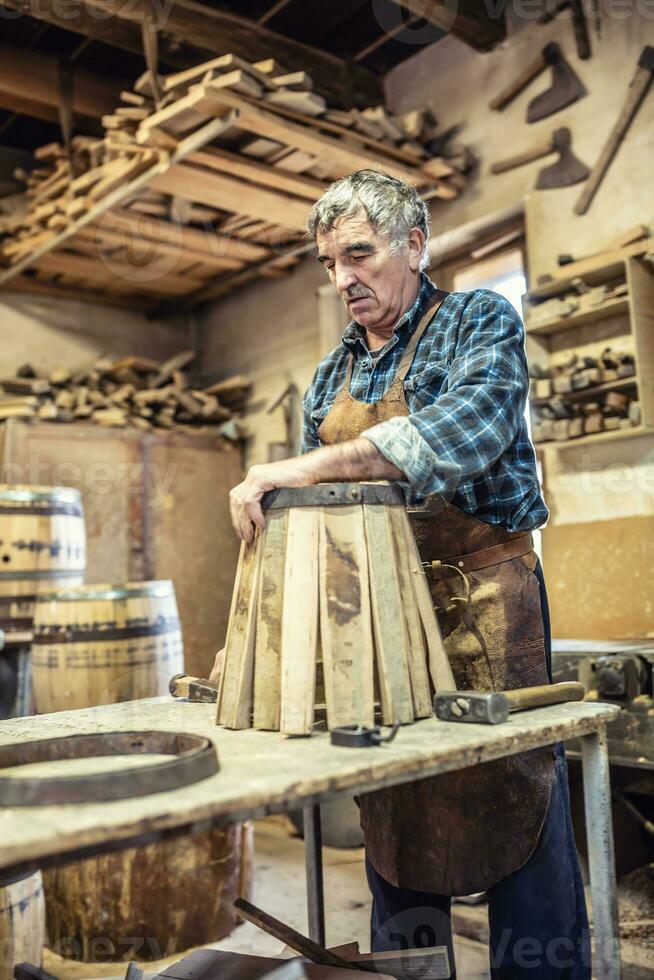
[{"xmin": 343, "ymin": 286, "xmax": 373, "ymax": 301}]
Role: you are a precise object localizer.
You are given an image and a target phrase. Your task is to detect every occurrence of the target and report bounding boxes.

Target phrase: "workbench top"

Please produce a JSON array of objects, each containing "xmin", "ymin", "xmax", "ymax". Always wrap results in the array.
[{"xmin": 0, "ymin": 697, "xmax": 619, "ymax": 875}]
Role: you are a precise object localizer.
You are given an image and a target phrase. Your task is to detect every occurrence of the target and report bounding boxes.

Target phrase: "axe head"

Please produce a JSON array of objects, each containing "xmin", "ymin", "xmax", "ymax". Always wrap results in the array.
[
  {"xmin": 527, "ymin": 43, "xmax": 587, "ymax": 123},
  {"xmin": 536, "ymin": 127, "xmax": 591, "ymax": 189},
  {"xmin": 434, "ymin": 691, "xmax": 510, "ymax": 725}
]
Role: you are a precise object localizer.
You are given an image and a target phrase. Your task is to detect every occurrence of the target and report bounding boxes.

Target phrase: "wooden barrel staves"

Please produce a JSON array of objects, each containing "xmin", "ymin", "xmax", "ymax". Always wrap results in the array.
[
  {"xmin": 31, "ymin": 581, "xmax": 183, "ymax": 713},
  {"xmin": 32, "ymin": 581, "xmax": 253, "ymax": 962},
  {"xmin": 0, "ymin": 871, "xmax": 46, "ymax": 980},
  {"xmin": 216, "ymin": 482, "xmax": 456, "ymax": 734}
]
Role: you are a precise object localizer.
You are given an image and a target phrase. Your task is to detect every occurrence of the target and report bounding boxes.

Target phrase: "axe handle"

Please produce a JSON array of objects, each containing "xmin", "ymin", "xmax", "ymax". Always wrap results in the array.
[
  {"xmin": 575, "ymin": 52, "xmax": 654, "ymax": 214},
  {"xmin": 505, "ymin": 681, "xmax": 585, "ymax": 712},
  {"xmin": 489, "ymin": 52, "xmax": 547, "ymax": 111},
  {"xmin": 491, "ymin": 139, "xmax": 554, "ymax": 173}
]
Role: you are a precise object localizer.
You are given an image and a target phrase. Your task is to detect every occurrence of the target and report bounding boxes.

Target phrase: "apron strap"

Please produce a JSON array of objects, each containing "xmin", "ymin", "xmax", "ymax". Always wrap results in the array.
[
  {"xmin": 395, "ymin": 289, "xmax": 448, "ymax": 383},
  {"xmin": 341, "ymin": 288, "xmax": 449, "ymax": 394}
]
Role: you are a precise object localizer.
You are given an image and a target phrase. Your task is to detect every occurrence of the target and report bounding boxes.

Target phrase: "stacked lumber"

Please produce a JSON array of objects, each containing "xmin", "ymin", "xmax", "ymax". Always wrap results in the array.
[
  {"xmin": 0, "ymin": 52, "xmax": 469, "ymax": 308},
  {"xmin": 0, "ymin": 352, "xmax": 252, "ymax": 433},
  {"xmin": 525, "ymin": 281, "xmax": 629, "ymax": 331},
  {"xmin": 530, "ymin": 348, "xmax": 640, "ymax": 443}
]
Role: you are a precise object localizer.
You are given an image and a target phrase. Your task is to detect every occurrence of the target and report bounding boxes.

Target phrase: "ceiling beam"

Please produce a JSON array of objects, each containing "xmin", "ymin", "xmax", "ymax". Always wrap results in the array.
[
  {"xmin": 385, "ymin": 0, "xmax": 506, "ymax": 51},
  {"xmin": 0, "ymin": 42, "xmax": 126, "ymax": 121},
  {"xmin": 0, "ymin": 0, "xmax": 202, "ymax": 70},
  {"xmin": 71, "ymin": 0, "xmax": 383, "ymax": 107}
]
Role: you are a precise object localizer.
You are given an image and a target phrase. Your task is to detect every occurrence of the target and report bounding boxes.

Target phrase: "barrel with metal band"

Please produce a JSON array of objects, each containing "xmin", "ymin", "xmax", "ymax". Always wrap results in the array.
[
  {"xmin": 31, "ymin": 580, "xmax": 182, "ymax": 714},
  {"xmin": 0, "ymin": 870, "xmax": 46, "ymax": 980},
  {"xmin": 0, "ymin": 485, "xmax": 86, "ymax": 719},
  {"xmin": 31, "ymin": 580, "xmax": 252, "ymax": 961}
]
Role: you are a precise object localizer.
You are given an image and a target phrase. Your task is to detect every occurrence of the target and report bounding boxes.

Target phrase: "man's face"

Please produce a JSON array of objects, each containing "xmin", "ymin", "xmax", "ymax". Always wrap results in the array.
[{"xmin": 316, "ymin": 211, "xmax": 424, "ymax": 331}]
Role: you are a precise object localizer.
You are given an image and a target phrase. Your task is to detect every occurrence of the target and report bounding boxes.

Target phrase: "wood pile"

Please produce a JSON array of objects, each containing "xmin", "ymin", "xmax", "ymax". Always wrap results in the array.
[
  {"xmin": 0, "ymin": 53, "xmax": 471, "ymax": 308},
  {"xmin": 0, "ymin": 351, "xmax": 252, "ymax": 434},
  {"xmin": 530, "ymin": 348, "xmax": 640, "ymax": 443}
]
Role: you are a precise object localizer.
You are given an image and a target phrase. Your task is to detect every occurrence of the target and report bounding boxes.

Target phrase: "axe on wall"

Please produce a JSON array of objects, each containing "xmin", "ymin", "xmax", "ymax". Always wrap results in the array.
[
  {"xmin": 489, "ymin": 42, "xmax": 587, "ymax": 122},
  {"xmin": 490, "ymin": 128, "xmax": 590, "ymax": 188}
]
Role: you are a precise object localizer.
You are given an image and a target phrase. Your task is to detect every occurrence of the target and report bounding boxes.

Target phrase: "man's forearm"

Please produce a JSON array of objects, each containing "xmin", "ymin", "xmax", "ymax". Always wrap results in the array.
[{"xmin": 300, "ymin": 436, "xmax": 405, "ymax": 483}]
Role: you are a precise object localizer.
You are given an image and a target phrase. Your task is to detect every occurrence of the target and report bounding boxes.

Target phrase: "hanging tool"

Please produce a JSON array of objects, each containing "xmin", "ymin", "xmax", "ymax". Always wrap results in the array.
[
  {"xmin": 490, "ymin": 127, "xmax": 590, "ymax": 188},
  {"xmin": 575, "ymin": 46, "xmax": 654, "ymax": 215},
  {"xmin": 434, "ymin": 681, "xmax": 585, "ymax": 725},
  {"xmin": 489, "ymin": 43, "xmax": 587, "ymax": 122},
  {"xmin": 538, "ymin": 0, "xmax": 591, "ymax": 60},
  {"xmin": 169, "ymin": 673, "xmax": 218, "ymax": 703}
]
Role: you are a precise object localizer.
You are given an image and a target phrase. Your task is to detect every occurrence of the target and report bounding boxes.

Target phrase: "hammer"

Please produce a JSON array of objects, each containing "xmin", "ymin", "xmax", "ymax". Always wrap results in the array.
[
  {"xmin": 434, "ymin": 682, "xmax": 585, "ymax": 725},
  {"xmin": 169, "ymin": 673, "xmax": 218, "ymax": 703}
]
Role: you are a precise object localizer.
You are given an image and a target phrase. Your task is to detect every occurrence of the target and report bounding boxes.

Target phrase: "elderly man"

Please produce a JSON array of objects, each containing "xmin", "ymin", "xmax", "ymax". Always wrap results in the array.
[{"xmin": 226, "ymin": 170, "xmax": 589, "ymax": 979}]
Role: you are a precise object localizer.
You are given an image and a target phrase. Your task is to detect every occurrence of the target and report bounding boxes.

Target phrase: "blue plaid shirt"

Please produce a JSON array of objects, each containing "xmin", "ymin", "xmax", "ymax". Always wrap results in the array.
[{"xmin": 303, "ymin": 274, "xmax": 548, "ymax": 532}]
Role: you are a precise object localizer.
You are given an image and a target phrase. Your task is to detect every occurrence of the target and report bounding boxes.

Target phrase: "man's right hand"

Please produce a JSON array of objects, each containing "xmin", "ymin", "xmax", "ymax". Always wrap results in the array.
[{"xmin": 209, "ymin": 647, "xmax": 225, "ymax": 684}]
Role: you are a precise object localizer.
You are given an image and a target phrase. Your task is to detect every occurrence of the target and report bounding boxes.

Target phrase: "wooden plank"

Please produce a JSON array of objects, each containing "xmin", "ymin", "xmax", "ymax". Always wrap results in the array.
[
  {"xmin": 319, "ymin": 505, "xmax": 375, "ymax": 730},
  {"xmin": 363, "ymin": 505, "xmax": 414, "ymax": 725},
  {"xmin": 33, "ymin": 251, "xmax": 206, "ymax": 297},
  {"xmin": 78, "ymin": 0, "xmax": 383, "ymax": 109},
  {"xmin": 4, "ymin": 275, "xmax": 155, "ymax": 311},
  {"xmin": 388, "ymin": 507, "xmax": 432, "ymax": 718},
  {"xmin": 386, "ymin": 0, "xmax": 506, "ymax": 50},
  {"xmin": 253, "ymin": 510, "xmax": 288, "ymax": 731},
  {"xmin": 217, "ymin": 536, "xmax": 263, "ymax": 729},
  {"xmin": 0, "ymin": 699, "xmax": 619, "ymax": 874},
  {"xmin": 397, "ymin": 511, "xmax": 456, "ymax": 694},
  {"xmin": 265, "ymin": 90, "xmax": 326, "ymax": 117},
  {"xmin": 280, "ymin": 507, "xmax": 319, "ymax": 735},
  {"xmin": 149, "ymin": 163, "xmax": 310, "ymax": 231},
  {"xmin": 186, "ymin": 146, "xmax": 324, "ymax": 201},
  {"xmin": 163, "ymin": 55, "xmax": 274, "ymax": 95},
  {"xmin": 198, "ymin": 83, "xmax": 455, "ymax": 194}
]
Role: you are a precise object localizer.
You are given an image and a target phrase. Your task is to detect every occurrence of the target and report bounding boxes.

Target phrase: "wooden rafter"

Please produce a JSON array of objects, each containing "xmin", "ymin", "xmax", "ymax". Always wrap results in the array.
[
  {"xmin": 386, "ymin": 0, "xmax": 506, "ymax": 51},
  {"xmin": 0, "ymin": 42, "xmax": 125, "ymax": 121}
]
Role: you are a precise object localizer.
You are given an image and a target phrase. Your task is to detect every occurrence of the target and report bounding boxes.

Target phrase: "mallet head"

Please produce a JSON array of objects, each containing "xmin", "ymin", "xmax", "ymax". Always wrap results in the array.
[{"xmin": 434, "ymin": 691, "xmax": 510, "ymax": 725}]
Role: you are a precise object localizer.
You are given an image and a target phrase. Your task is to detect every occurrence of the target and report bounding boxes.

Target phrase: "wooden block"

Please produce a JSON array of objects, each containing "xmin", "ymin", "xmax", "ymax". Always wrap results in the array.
[
  {"xmin": 397, "ymin": 109, "xmax": 425, "ymax": 139},
  {"xmin": 629, "ymin": 401, "xmax": 641, "ymax": 425},
  {"xmin": 534, "ymin": 379, "xmax": 552, "ymax": 398},
  {"xmin": 603, "ymin": 416, "xmax": 621, "ymax": 430},
  {"xmin": 319, "ymin": 505, "xmax": 375, "ymax": 731},
  {"xmin": 553, "ymin": 376, "xmax": 574, "ymax": 394},
  {"xmin": 397, "ymin": 512, "xmax": 455, "ymax": 694},
  {"xmin": 253, "ymin": 59, "xmax": 288, "ymax": 77},
  {"xmin": 552, "ymin": 419, "xmax": 571, "ymax": 441},
  {"xmin": 280, "ymin": 507, "xmax": 320, "ymax": 735},
  {"xmin": 387, "ymin": 508, "xmax": 432, "ymax": 718},
  {"xmin": 93, "ymin": 408, "xmax": 127, "ymax": 427},
  {"xmin": 583, "ymin": 414, "xmax": 604, "ymax": 435},
  {"xmin": 0, "ymin": 378, "xmax": 50, "ymax": 395},
  {"xmin": 253, "ymin": 510, "xmax": 288, "ymax": 731},
  {"xmin": 265, "ymin": 90, "xmax": 326, "ymax": 117},
  {"xmin": 272, "ymin": 71, "xmax": 314, "ymax": 92},
  {"xmin": 568, "ymin": 417, "xmax": 583, "ymax": 438},
  {"xmin": 217, "ymin": 536, "xmax": 263, "ymax": 730},
  {"xmin": 210, "ymin": 69, "xmax": 263, "ymax": 98},
  {"xmin": 150, "ymin": 349, "xmax": 195, "ymax": 387},
  {"xmin": 363, "ymin": 505, "xmax": 414, "ymax": 726}
]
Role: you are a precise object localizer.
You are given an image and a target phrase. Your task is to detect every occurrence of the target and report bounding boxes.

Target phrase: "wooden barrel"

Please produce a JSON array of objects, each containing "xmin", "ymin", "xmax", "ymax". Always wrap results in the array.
[
  {"xmin": 0, "ymin": 485, "xmax": 86, "ymax": 636},
  {"xmin": 217, "ymin": 482, "xmax": 455, "ymax": 734},
  {"xmin": 31, "ymin": 581, "xmax": 183, "ymax": 714},
  {"xmin": 33, "ymin": 580, "xmax": 253, "ymax": 962},
  {"xmin": 44, "ymin": 822, "xmax": 253, "ymax": 962},
  {"xmin": 0, "ymin": 871, "xmax": 46, "ymax": 980}
]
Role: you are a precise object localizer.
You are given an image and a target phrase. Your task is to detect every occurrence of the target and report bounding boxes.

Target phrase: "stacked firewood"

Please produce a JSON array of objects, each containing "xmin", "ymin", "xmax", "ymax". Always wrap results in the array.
[
  {"xmin": 0, "ymin": 350, "xmax": 251, "ymax": 433},
  {"xmin": 530, "ymin": 348, "xmax": 640, "ymax": 442},
  {"xmin": 1, "ymin": 52, "xmax": 472, "ymax": 274}
]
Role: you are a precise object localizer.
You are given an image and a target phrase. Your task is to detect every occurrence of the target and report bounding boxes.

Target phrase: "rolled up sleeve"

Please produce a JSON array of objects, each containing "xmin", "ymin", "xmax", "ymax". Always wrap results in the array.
[{"xmin": 362, "ymin": 292, "xmax": 529, "ymax": 498}]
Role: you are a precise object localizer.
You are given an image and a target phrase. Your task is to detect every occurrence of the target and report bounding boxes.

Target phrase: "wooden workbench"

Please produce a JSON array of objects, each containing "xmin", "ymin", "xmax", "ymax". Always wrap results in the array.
[{"xmin": 0, "ymin": 697, "xmax": 621, "ymax": 979}]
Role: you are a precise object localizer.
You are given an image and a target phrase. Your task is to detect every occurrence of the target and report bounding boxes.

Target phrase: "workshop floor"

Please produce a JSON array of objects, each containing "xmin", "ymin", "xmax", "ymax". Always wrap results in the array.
[{"xmin": 43, "ymin": 815, "xmax": 490, "ymax": 980}]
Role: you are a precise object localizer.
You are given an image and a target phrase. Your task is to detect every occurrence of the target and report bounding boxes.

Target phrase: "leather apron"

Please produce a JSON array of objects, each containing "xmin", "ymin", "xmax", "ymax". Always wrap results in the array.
[{"xmin": 318, "ymin": 293, "xmax": 555, "ymax": 896}]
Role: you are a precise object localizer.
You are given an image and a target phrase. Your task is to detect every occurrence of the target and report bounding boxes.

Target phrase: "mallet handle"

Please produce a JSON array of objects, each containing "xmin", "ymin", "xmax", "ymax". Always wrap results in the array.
[{"xmin": 505, "ymin": 681, "xmax": 585, "ymax": 712}]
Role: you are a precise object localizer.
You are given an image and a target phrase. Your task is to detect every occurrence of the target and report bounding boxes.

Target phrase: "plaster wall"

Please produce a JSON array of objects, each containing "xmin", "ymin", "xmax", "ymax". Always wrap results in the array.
[
  {"xmin": 0, "ymin": 292, "xmax": 188, "ymax": 378},
  {"xmin": 385, "ymin": 8, "xmax": 654, "ymax": 282}
]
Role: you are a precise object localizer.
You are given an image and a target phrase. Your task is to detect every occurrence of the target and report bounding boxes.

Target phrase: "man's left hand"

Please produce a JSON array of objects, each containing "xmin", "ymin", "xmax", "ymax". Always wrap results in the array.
[{"xmin": 229, "ymin": 457, "xmax": 317, "ymax": 542}]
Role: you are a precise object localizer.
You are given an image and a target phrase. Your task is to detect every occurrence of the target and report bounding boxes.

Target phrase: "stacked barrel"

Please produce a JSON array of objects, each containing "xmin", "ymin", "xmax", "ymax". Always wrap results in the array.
[{"xmin": 0, "ymin": 483, "xmax": 251, "ymax": 967}]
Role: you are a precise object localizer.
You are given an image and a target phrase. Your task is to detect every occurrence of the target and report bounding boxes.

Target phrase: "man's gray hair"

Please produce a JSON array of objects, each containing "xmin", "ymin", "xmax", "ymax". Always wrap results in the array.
[{"xmin": 307, "ymin": 170, "xmax": 431, "ymax": 271}]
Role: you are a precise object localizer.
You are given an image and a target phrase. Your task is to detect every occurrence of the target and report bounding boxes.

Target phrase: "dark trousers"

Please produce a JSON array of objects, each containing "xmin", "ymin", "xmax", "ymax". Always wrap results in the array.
[{"xmin": 365, "ymin": 562, "xmax": 591, "ymax": 979}]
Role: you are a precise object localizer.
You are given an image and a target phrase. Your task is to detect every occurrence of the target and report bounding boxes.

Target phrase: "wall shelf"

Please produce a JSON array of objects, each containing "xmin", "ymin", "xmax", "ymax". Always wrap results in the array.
[
  {"xmin": 526, "ymin": 296, "xmax": 630, "ymax": 337},
  {"xmin": 535, "ymin": 424, "xmax": 650, "ymax": 451}
]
